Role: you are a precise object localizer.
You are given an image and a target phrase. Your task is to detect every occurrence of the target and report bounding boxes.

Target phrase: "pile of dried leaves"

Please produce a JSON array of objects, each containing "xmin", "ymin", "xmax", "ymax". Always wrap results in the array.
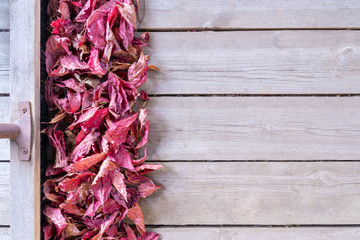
[{"xmin": 42, "ymin": 0, "xmax": 161, "ymax": 239}]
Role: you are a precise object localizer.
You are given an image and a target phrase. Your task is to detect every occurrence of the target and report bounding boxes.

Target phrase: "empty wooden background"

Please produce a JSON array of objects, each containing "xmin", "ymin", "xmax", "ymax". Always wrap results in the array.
[{"xmin": 1, "ymin": 0, "xmax": 360, "ymax": 239}]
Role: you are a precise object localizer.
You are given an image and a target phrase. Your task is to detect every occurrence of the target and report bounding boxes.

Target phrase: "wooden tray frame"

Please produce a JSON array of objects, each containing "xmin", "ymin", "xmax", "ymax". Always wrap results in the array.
[{"xmin": 10, "ymin": 0, "xmax": 41, "ymax": 239}]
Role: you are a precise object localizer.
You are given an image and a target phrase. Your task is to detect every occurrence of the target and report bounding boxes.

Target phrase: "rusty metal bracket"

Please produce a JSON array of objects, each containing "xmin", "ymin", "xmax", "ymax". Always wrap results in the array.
[{"xmin": 0, "ymin": 101, "xmax": 31, "ymax": 161}]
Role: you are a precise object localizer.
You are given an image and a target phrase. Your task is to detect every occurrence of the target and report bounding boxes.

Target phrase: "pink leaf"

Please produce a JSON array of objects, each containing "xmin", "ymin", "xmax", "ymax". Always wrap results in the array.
[
  {"xmin": 43, "ymin": 206, "xmax": 68, "ymax": 236},
  {"xmin": 127, "ymin": 203, "xmax": 145, "ymax": 236},
  {"xmin": 65, "ymin": 152, "xmax": 106, "ymax": 173}
]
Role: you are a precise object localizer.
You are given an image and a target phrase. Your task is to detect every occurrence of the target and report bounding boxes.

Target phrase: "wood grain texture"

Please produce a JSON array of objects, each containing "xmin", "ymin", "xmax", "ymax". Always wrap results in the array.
[
  {"xmin": 0, "ymin": 0, "xmax": 8, "ymax": 30},
  {"xmin": 1, "ymin": 227, "xmax": 360, "ymax": 240},
  {"xmin": 143, "ymin": 162, "xmax": 360, "ymax": 225},
  {"xmin": 147, "ymin": 97, "xmax": 360, "ymax": 161},
  {"xmin": 10, "ymin": 0, "xmax": 41, "ymax": 238},
  {"xmin": 0, "ymin": 97, "xmax": 10, "ymax": 160},
  {"xmin": 2, "ymin": 227, "xmax": 360, "ymax": 240},
  {"xmin": 1, "ymin": 96, "xmax": 360, "ymax": 161},
  {"xmin": 0, "ymin": 32, "xmax": 9, "ymax": 94},
  {"xmin": 142, "ymin": 31, "xmax": 360, "ymax": 94},
  {"xmin": 152, "ymin": 227, "xmax": 360, "ymax": 240},
  {"xmin": 2, "ymin": 31, "xmax": 360, "ymax": 95},
  {"xmin": 2, "ymin": 162, "xmax": 360, "ymax": 225},
  {"xmin": 0, "ymin": 228, "xmax": 10, "ymax": 240},
  {"xmin": 2, "ymin": 1, "xmax": 360, "ymax": 30},
  {"xmin": 0, "ymin": 163, "xmax": 9, "ymax": 225},
  {"xmin": 138, "ymin": 0, "xmax": 360, "ymax": 29}
]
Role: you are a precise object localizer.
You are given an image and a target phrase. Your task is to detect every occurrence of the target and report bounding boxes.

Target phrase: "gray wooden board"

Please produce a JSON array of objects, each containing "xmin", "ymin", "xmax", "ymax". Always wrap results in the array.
[
  {"xmin": 142, "ymin": 31, "xmax": 360, "ymax": 94},
  {"xmin": 143, "ymin": 162, "xmax": 360, "ymax": 225},
  {"xmin": 150, "ymin": 227, "xmax": 360, "ymax": 240},
  {"xmin": 2, "ymin": 227, "xmax": 360, "ymax": 240},
  {"xmin": 0, "ymin": 32, "xmax": 9, "ymax": 94},
  {"xmin": 0, "ymin": 97, "xmax": 9, "ymax": 160},
  {"xmin": 147, "ymin": 97, "xmax": 360, "ymax": 161},
  {"xmin": 0, "ymin": 163, "xmax": 9, "ymax": 225},
  {"xmin": 2, "ymin": 31, "xmax": 360, "ymax": 95},
  {"xmin": 0, "ymin": 0, "xmax": 8, "ymax": 30},
  {"xmin": 2, "ymin": 1, "xmax": 360, "ymax": 30},
  {"xmin": 0, "ymin": 228, "xmax": 9, "ymax": 240},
  {"xmin": 1, "ymin": 96, "xmax": 360, "ymax": 161},
  {"xmin": 10, "ymin": 0, "xmax": 41, "ymax": 238},
  {"xmin": 138, "ymin": 0, "xmax": 360, "ymax": 29},
  {"xmin": 2, "ymin": 162, "xmax": 360, "ymax": 225}
]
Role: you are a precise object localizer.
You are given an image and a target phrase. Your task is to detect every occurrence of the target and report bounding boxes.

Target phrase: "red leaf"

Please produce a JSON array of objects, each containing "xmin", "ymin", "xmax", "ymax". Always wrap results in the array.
[
  {"xmin": 128, "ymin": 52, "xmax": 148, "ymax": 88},
  {"xmin": 75, "ymin": 0, "xmax": 97, "ymax": 22},
  {"xmin": 135, "ymin": 120, "xmax": 149, "ymax": 149},
  {"xmin": 108, "ymin": 146, "xmax": 135, "ymax": 171},
  {"xmin": 88, "ymin": 48, "xmax": 107, "ymax": 75},
  {"xmin": 112, "ymin": 171, "xmax": 127, "ymax": 199},
  {"xmin": 59, "ymin": 172, "xmax": 95, "ymax": 192},
  {"xmin": 104, "ymin": 112, "xmax": 139, "ymax": 146},
  {"xmin": 124, "ymin": 223, "xmax": 137, "ymax": 240},
  {"xmin": 43, "ymin": 206, "xmax": 68, "ymax": 236},
  {"xmin": 65, "ymin": 152, "xmax": 106, "ymax": 173},
  {"xmin": 45, "ymin": 35, "xmax": 71, "ymax": 73},
  {"xmin": 60, "ymin": 202, "xmax": 85, "ymax": 216},
  {"xmin": 43, "ymin": 179, "xmax": 65, "ymax": 203},
  {"xmin": 43, "ymin": 223, "xmax": 54, "ymax": 240},
  {"xmin": 71, "ymin": 131, "xmax": 100, "ymax": 161},
  {"xmin": 135, "ymin": 164, "xmax": 163, "ymax": 176},
  {"xmin": 127, "ymin": 203, "xmax": 145, "ymax": 236},
  {"xmin": 91, "ymin": 212, "xmax": 118, "ymax": 240},
  {"xmin": 42, "ymin": 126, "xmax": 68, "ymax": 168},
  {"xmin": 91, "ymin": 159, "xmax": 118, "ymax": 205}
]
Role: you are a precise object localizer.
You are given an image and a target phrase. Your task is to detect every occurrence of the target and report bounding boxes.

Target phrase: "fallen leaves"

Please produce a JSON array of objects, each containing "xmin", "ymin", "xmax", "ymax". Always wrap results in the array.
[{"xmin": 43, "ymin": 0, "xmax": 160, "ymax": 239}]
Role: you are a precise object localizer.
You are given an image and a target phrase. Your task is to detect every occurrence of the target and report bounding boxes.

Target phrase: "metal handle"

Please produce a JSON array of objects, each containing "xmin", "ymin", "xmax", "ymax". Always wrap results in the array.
[{"xmin": 0, "ymin": 102, "xmax": 32, "ymax": 160}]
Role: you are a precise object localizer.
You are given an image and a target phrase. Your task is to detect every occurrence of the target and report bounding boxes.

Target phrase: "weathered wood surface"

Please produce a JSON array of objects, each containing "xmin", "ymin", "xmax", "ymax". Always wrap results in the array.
[
  {"xmin": 150, "ymin": 227, "xmax": 360, "ymax": 240},
  {"xmin": 2, "ymin": 1, "xmax": 360, "ymax": 30},
  {"xmin": 10, "ymin": 0, "xmax": 41, "ymax": 239},
  {"xmin": 0, "ymin": 228, "xmax": 9, "ymax": 240},
  {"xmin": 0, "ymin": 0, "xmax": 8, "ymax": 30},
  {"xmin": 147, "ymin": 97, "xmax": 360, "ymax": 161},
  {"xmin": 2, "ymin": 31, "xmax": 360, "ymax": 95},
  {"xmin": 142, "ymin": 162, "xmax": 360, "ymax": 225},
  {"xmin": 1, "ymin": 96, "xmax": 360, "ymax": 161},
  {"xmin": 2, "ymin": 162, "xmax": 360, "ymax": 225},
  {"xmin": 138, "ymin": 0, "xmax": 360, "ymax": 29},
  {"xmin": 0, "ymin": 163, "xmax": 9, "ymax": 225},
  {"xmin": 1, "ymin": 227, "xmax": 360, "ymax": 240},
  {"xmin": 0, "ymin": 32, "xmax": 9, "ymax": 94},
  {"xmin": 0, "ymin": 97, "xmax": 9, "ymax": 160},
  {"xmin": 142, "ymin": 31, "xmax": 360, "ymax": 94}
]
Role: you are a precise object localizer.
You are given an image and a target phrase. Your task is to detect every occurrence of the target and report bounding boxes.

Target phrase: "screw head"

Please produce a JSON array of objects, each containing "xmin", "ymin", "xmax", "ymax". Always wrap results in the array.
[
  {"xmin": 22, "ymin": 148, "xmax": 28, "ymax": 155},
  {"xmin": 22, "ymin": 108, "xmax": 27, "ymax": 114}
]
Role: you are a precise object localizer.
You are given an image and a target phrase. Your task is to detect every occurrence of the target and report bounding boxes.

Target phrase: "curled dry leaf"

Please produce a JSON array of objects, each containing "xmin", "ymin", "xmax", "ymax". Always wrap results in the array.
[{"xmin": 42, "ymin": 1, "xmax": 161, "ymax": 239}]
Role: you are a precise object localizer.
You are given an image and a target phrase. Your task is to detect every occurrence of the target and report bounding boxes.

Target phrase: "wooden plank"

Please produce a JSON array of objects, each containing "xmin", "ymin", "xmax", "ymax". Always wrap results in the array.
[
  {"xmin": 2, "ymin": 227, "xmax": 360, "ymax": 240},
  {"xmin": 0, "ymin": 228, "xmax": 10, "ymax": 240},
  {"xmin": 143, "ymin": 162, "xmax": 360, "ymax": 224},
  {"xmin": 0, "ymin": 163, "xmax": 9, "ymax": 225},
  {"xmin": 139, "ymin": 0, "xmax": 360, "ymax": 29},
  {"xmin": 10, "ymin": 0, "xmax": 41, "ymax": 239},
  {"xmin": 0, "ymin": 0, "xmax": 9, "ymax": 30},
  {"xmin": 0, "ymin": 97, "xmax": 9, "ymax": 160},
  {"xmin": 2, "ymin": 96, "xmax": 360, "ymax": 162},
  {"xmin": 152, "ymin": 227, "xmax": 360, "ymax": 240},
  {"xmin": 3, "ymin": 31, "xmax": 360, "ymax": 95},
  {"xmin": 2, "ymin": 162, "xmax": 360, "ymax": 224},
  {"xmin": 142, "ymin": 31, "xmax": 360, "ymax": 94},
  {"xmin": 2, "ymin": 1, "xmax": 360, "ymax": 30},
  {"xmin": 0, "ymin": 32, "xmax": 9, "ymax": 94},
  {"xmin": 1, "ymin": 227, "xmax": 360, "ymax": 240},
  {"xmin": 147, "ymin": 97, "xmax": 360, "ymax": 161}
]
